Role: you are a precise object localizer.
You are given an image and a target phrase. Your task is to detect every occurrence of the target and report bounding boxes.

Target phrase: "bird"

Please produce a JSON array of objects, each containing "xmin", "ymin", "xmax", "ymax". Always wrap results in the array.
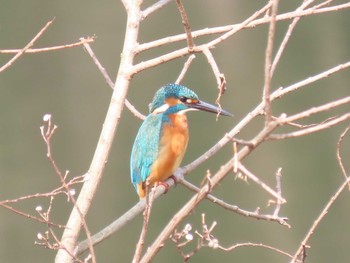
[{"xmin": 130, "ymin": 83, "xmax": 232, "ymax": 199}]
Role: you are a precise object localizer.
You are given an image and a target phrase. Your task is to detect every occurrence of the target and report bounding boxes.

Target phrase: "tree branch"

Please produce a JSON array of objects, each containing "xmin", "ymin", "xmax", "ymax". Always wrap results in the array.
[
  {"xmin": 139, "ymin": 118, "xmax": 283, "ymax": 262},
  {"xmin": 0, "ymin": 19, "xmax": 54, "ymax": 73},
  {"xmin": 54, "ymin": 2, "xmax": 143, "ymax": 262}
]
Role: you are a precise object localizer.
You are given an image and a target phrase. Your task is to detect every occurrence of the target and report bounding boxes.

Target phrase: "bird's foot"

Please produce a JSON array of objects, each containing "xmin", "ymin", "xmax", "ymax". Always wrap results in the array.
[
  {"xmin": 156, "ymin": 175, "xmax": 177, "ymax": 195},
  {"xmin": 157, "ymin": 181, "xmax": 170, "ymax": 194},
  {"xmin": 168, "ymin": 175, "xmax": 177, "ymax": 186}
]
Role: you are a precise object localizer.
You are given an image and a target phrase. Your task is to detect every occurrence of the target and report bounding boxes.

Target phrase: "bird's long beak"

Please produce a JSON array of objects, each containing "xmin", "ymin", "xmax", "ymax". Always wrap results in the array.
[{"xmin": 188, "ymin": 100, "xmax": 233, "ymax": 117}]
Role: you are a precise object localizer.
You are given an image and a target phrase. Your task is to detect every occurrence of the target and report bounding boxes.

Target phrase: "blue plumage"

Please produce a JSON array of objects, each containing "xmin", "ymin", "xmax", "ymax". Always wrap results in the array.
[{"xmin": 130, "ymin": 114, "xmax": 163, "ymax": 192}]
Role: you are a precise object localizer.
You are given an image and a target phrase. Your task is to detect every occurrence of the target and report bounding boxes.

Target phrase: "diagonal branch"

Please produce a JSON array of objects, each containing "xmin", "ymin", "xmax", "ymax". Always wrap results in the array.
[
  {"xmin": 269, "ymin": 113, "xmax": 350, "ymax": 140},
  {"xmin": 263, "ymin": 0, "xmax": 279, "ymax": 124},
  {"xmin": 139, "ymin": 118, "xmax": 283, "ymax": 262},
  {"xmin": 179, "ymin": 178, "xmax": 289, "ymax": 227},
  {"xmin": 281, "ymin": 96, "xmax": 350, "ymax": 123},
  {"xmin": 337, "ymin": 126, "xmax": 350, "ymax": 188},
  {"xmin": 74, "ymin": 59, "xmax": 350, "ymax": 256},
  {"xmin": 132, "ymin": 1, "xmax": 273, "ymax": 74},
  {"xmin": 238, "ymin": 163, "xmax": 286, "ymax": 203},
  {"xmin": 136, "ymin": 2, "xmax": 350, "ymax": 54},
  {"xmin": 175, "ymin": 0, "xmax": 194, "ymax": 49},
  {"xmin": 141, "ymin": 0, "xmax": 174, "ymax": 19},
  {"xmin": 175, "ymin": 54, "xmax": 196, "ymax": 84},
  {"xmin": 0, "ymin": 37, "xmax": 94, "ymax": 54},
  {"xmin": 55, "ymin": 2, "xmax": 143, "ymax": 262},
  {"xmin": 81, "ymin": 38, "xmax": 145, "ymax": 120},
  {"xmin": 291, "ymin": 176, "xmax": 350, "ymax": 262},
  {"xmin": 270, "ymin": 0, "xmax": 317, "ymax": 75},
  {"xmin": 0, "ymin": 19, "xmax": 53, "ymax": 73}
]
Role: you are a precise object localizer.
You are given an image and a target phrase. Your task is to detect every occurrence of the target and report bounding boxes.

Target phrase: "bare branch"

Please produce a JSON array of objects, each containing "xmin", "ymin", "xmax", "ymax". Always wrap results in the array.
[
  {"xmin": 180, "ymin": 178, "xmax": 289, "ymax": 227},
  {"xmin": 136, "ymin": 2, "xmax": 350, "ymax": 54},
  {"xmin": 133, "ymin": 187, "xmax": 155, "ymax": 263},
  {"xmin": 81, "ymin": 38, "xmax": 145, "ymax": 120},
  {"xmin": 219, "ymin": 242, "xmax": 293, "ymax": 259},
  {"xmin": 175, "ymin": 54, "xmax": 196, "ymax": 84},
  {"xmin": 291, "ymin": 177, "xmax": 350, "ymax": 262},
  {"xmin": 40, "ymin": 115, "xmax": 97, "ymax": 263},
  {"xmin": 55, "ymin": 2, "xmax": 143, "ymax": 261},
  {"xmin": 0, "ymin": 19, "xmax": 53, "ymax": 73},
  {"xmin": 273, "ymin": 167, "xmax": 283, "ymax": 217},
  {"xmin": 263, "ymin": 0, "xmax": 279, "ymax": 124},
  {"xmin": 337, "ymin": 126, "xmax": 350, "ymax": 189},
  {"xmin": 76, "ymin": 117, "xmax": 286, "ymax": 257},
  {"xmin": 141, "ymin": 0, "xmax": 174, "ymax": 19},
  {"xmin": 0, "ymin": 202, "xmax": 65, "ymax": 228},
  {"xmin": 272, "ymin": 61, "xmax": 350, "ymax": 99},
  {"xmin": 121, "ymin": 0, "xmax": 131, "ymax": 11},
  {"xmin": 132, "ymin": 1, "xmax": 273, "ymax": 74},
  {"xmin": 140, "ymin": 118, "xmax": 283, "ymax": 262},
  {"xmin": 270, "ymin": 0, "xmax": 317, "ymax": 75},
  {"xmin": 175, "ymin": 0, "xmax": 194, "ymax": 49},
  {"xmin": 237, "ymin": 163, "xmax": 286, "ymax": 203},
  {"xmin": 0, "ymin": 37, "xmax": 94, "ymax": 54},
  {"xmin": 269, "ymin": 113, "xmax": 350, "ymax": 140},
  {"xmin": 75, "ymin": 194, "xmax": 165, "ymax": 256},
  {"xmin": 282, "ymin": 96, "xmax": 350, "ymax": 123},
  {"xmin": 202, "ymin": 47, "xmax": 227, "ymax": 107}
]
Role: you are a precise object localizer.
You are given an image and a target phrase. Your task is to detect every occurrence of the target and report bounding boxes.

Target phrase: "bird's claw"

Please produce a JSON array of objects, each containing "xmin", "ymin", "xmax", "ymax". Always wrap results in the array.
[{"xmin": 158, "ymin": 181, "xmax": 170, "ymax": 194}]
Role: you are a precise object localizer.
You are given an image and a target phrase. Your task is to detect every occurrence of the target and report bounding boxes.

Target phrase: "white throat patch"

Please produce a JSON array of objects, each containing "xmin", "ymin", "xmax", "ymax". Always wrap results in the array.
[
  {"xmin": 152, "ymin": 104, "xmax": 169, "ymax": 114},
  {"xmin": 177, "ymin": 108, "xmax": 198, "ymax": 115}
]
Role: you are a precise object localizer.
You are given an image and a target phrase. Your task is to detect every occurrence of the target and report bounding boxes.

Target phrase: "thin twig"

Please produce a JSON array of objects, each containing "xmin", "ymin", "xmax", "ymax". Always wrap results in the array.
[
  {"xmin": 337, "ymin": 125, "xmax": 350, "ymax": 189},
  {"xmin": 263, "ymin": 0, "xmax": 279, "ymax": 124},
  {"xmin": 141, "ymin": 0, "xmax": 174, "ymax": 20},
  {"xmin": 81, "ymin": 38, "xmax": 145, "ymax": 120},
  {"xmin": 0, "ymin": 19, "xmax": 54, "ymax": 73},
  {"xmin": 0, "ymin": 175, "xmax": 83, "ymax": 205},
  {"xmin": 183, "ymin": 61, "xmax": 350, "ymax": 183},
  {"xmin": 175, "ymin": 0, "xmax": 194, "ymax": 49},
  {"xmin": 238, "ymin": 163, "xmax": 286, "ymax": 204},
  {"xmin": 273, "ymin": 167, "xmax": 283, "ymax": 217},
  {"xmin": 202, "ymin": 47, "xmax": 226, "ymax": 107},
  {"xmin": 219, "ymin": 242, "xmax": 293, "ymax": 259},
  {"xmin": 291, "ymin": 176, "xmax": 350, "ymax": 262},
  {"xmin": 272, "ymin": 61, "xmax": 350, "ymax": 100},
  {"xmin": 75, "ymin": 191, "xmax": 165, "ymax": 256},
  {"xmin": 281, "ymin": 96, "xmax": 350, "ymax": 123},
  {"xmin": 0, "ymin": 202, "xmax": 65, "ymax": 228},
  {"xmin": 136, "ymin": 2, "xmax": 350, "ymax": 54},
  {"xmin": 269, "ymin": 113, "xmax": 350, "ymax": 140},
  {"xmin": 133, "ymin": 187, "xmax": 155, "ymax": 263},
  {"xmin": 270, "ymin": 0, "xmax": 316, "ymax": 75},
  {"xmin": 132, "ymin": 1, "xmax": 273, "ymax": 74},
  {"xmin": 40, "ymin": 116, "xmax": 97, "ymax": 263},
  {"xmin": 180, "ymin": 178, "xmax": 289, "ymax": 227},
  {"xmin": 175, "ymin": 54, "xmax": 196, "ymax": 84},
  {"xmin": 0, "ymin": 37, "xmax": 94, "ymax": 54}
]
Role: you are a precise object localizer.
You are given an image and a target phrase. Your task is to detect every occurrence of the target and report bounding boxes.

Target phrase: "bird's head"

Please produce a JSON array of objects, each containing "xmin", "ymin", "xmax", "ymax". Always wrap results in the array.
[{"xmin": 149, "ymin": 83, "xmax": 233, "ymax": 116}]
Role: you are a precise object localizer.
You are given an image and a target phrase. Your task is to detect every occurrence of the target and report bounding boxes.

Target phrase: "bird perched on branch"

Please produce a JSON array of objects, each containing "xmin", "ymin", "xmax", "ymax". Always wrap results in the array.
[{"xmin": 130, "ymin": 83, "xmax": 232, "ymax": 199}]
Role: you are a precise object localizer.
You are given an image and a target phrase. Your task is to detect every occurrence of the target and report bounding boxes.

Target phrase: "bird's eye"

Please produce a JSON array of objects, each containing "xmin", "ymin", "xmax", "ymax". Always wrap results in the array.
[{"xmin": 179, "ymin": 96, "xmax": 188, "ymax": 103}]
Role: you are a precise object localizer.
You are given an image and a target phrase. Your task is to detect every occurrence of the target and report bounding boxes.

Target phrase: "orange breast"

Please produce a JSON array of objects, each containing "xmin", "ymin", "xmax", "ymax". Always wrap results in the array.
[{"xmin": 148, "ymin": 113, "xmax": 189, "ymax": 188}]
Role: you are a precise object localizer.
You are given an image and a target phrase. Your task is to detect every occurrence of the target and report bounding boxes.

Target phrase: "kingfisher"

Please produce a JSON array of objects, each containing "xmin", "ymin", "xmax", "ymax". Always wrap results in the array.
[{"xmin": 130, "ymin": 83, "xmax": 232, "ymax": 199}]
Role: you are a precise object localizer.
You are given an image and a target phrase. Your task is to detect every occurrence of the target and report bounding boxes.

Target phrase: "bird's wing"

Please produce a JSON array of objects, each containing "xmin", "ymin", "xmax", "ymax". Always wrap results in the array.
[{"xmin": 130, "ymin": 114, "xmax": 163, "ymax": 189}]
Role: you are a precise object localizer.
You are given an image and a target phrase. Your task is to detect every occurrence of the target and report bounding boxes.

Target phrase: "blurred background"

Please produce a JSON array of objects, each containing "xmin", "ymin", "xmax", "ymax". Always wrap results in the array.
[{"xmin": 1, "ymin": 0, "xmax": 350, "ymax": 262}]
